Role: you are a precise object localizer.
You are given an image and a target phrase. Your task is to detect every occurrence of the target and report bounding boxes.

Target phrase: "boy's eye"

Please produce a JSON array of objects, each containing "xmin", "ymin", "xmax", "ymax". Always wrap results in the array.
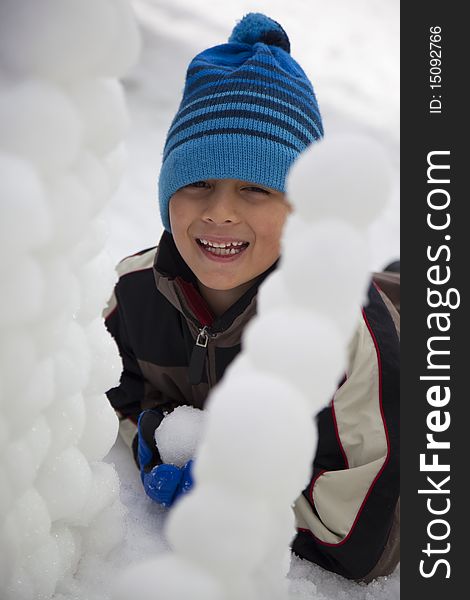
[
  {"xmin": 243, "ymin": 186, "xmax": 270, "ymax": 194},
  {"xmin": 186, "ymin": 181, "xmax": 209, "ymax": 188}
]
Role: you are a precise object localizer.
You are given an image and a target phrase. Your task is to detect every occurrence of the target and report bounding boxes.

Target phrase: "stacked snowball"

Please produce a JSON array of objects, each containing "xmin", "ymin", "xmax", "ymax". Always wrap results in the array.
[
  {"xmin": 0, "ymin": 2, "xmax": 140, "ymax": 599},
  {"xmin": 115, "ymin": 134, "xmax": 393, "ymax": 600}
]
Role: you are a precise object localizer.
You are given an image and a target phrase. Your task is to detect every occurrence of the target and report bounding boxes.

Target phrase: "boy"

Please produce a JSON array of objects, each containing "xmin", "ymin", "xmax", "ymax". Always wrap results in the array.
[{"xmin": 104, "ymin": 13, "xmax": 400, "ymax": 583}]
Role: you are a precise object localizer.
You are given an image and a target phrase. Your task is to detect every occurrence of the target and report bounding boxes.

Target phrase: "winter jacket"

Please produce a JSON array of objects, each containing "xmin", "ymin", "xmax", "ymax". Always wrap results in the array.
[{"xmin": 103, "ymin": 230, "xmax": 400, "ymax": 582}]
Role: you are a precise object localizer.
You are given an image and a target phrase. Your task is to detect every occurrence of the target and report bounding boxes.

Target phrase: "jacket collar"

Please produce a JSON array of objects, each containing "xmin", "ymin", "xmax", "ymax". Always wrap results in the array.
[{"xmin": 153, "ymin": 230, "xmax": 278, "ymax": 334}]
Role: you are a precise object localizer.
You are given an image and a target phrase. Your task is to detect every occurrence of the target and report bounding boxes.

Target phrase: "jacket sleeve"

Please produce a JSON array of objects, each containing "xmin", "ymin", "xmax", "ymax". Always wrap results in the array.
[
  {"xmin": 102, "ymin": 281, "xmax": 147, "ymax": 425},
  {"xmin": 292, "ymin": 279, "xmax": 400, "ymax": 581}
]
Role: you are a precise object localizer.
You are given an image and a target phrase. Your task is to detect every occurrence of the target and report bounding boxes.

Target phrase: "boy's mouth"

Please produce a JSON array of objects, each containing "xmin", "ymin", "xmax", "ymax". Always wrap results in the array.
[{"xmin": 195, "ymin": 237, "xmax": 250, "ymax": 259}]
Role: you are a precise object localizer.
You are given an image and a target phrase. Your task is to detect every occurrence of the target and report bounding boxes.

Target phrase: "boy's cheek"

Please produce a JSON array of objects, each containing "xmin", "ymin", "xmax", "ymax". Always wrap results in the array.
[
  {"xmin": 257, "ymin": 220, "xmax": 286, "ymax": 248},
  {"xmin": 169, "ymin": 196, "xmax": 192, "ymax": 226}
]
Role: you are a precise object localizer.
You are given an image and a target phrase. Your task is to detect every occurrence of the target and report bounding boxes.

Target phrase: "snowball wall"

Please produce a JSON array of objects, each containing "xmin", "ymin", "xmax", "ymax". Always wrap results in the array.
[{"xmin": 0, "ymin": 1, "xmax": 140, "ymax": 598}]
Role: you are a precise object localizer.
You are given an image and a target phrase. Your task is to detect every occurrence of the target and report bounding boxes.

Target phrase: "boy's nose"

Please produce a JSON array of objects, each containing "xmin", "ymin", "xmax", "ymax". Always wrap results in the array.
[{"xmin": 201, "ymin": 192, "xmax": 240, "ymax": 225}]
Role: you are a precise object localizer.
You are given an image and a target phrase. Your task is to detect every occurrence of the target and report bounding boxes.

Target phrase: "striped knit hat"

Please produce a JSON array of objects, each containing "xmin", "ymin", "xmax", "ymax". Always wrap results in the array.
[{"xmin": 158, "ymin": 12, "xmax": 323, "ymax": 232}]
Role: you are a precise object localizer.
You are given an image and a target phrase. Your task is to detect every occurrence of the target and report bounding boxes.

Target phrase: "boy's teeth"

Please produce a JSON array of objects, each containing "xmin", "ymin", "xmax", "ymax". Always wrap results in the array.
[
  {"xmin": 199, "ymin": 239, "xmax": 246, "ymax": 248},
  {"xmin": 198, "ymin": 239, "xmax": 247, "ymax": 256}
]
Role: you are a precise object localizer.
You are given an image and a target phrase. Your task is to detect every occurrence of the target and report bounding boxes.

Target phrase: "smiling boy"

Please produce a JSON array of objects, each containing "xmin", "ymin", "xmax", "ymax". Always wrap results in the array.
[
  {"xmin": 170, "ymin": 178, "xmax": 290, "ymax": 316},
  {"xmin": 104, "ymin": 13, "xmax": 400, "ymax": 582}
]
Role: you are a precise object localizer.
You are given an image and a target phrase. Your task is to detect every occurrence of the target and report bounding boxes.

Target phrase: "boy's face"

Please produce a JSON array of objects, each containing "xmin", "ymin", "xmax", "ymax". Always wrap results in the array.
[{"xmin": 169, "ymin": 178, "xmax": 291, "ymax": 292}]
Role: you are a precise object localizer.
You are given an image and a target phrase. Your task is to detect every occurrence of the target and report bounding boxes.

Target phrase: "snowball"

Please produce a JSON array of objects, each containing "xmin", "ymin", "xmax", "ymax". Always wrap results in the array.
[
  {"xmin": 2, "ymin": 566, "xmax": 33, "ymax": 600},
  {"xmin": 77, "ymin": 256, "xmax": 118, "ymax": 326},
  {"xmin": 0, "ymin": 465, "xmax": 14, "ymax": 515},
  {"xmin": 0, "ymin": 411, "xmax": 9, "ymax": 454},
  {"xmin": 77, "ymin": 393, "xmax": 119, "ymax": 462},
  {"xmin": 36, "ymin": 446, "xmax": 92, "ymax": 521},
  {"xmin": 75, "ymin": 461, "xmax": 120, "ymax": 527},
  {"xmin": 25, "ymin": 535, "xmax": 60, "ymax": 600},
  {"xmin": 156, "ymin": 406, "xmax": 205, "ymax": 467},
  {"xmin": 115, "ymin": 554, "xmax": 224, "ymax": 600},
  {"xmin": 93, "ymin": 0, "xmax": 141, "ymax": 78},
  {"xmin": 81, "ymin": 498, "xmax": 125, "ymax": 556},
  {"xmin": 243, "ymin": 308, "xmax": 346, "ymax": 404},
  {"xmin": 69, "ymin": 217, "xmax": 108, "ymax": 268},
  {"xmin": 39, "ymin": 257, "xmax": 81, "ymax": 322},
  {"xmin": 256, "ymin": 270, "xmax": 291, "ymax": 313},
  {"xmin": 4, "ymin": 437, "xmax": 38, "ymax": 496},
  {"xmin": 0, "ymin": 330, "xmax": 37, "ymax": 400},
  {"xmin": 44, "ymin": 393, "xmax": 86, "ymax": 457},
  {"xmin": 0, "ymin": 0, "xmax": 117, "ymax": 80},
  {"xmin": 1, "ymin": 515, "xmax": 21, "ymax": 571},
  {"xmin": 195, "ymin": 372, "xmax": 316, "ymax": 503},
  {"xmin": 13, "ymin": 487, "xmax": 51, "ymax": 554},
  {"xmin": 45, "ymin": 173, "xmax": 94, "ymax": 250},
  {"xmin": 287, "ymin": 134, "xmax": 393, "ymax": 228},
  {"xmin": 0, "ymin": 80, "xmax": 82, "ymax": 171},
  {"xmin": 257, "ymin": 560, "xmax": 292, "ymax": 599},
  {"xmin": 167, "ymin": 483, "xmax": 273, "ymax": 575},
  {"xmin": 2, "ymin": 418, "xmax": 50, "ymax": 496},
  {"xmin": 11, "ymin": 359, "xmax": 55, "ymax": 431},
  {"xmin": 102, "ymin": 142, "xmax": 128, "ymax": 192},
  {"xmin": 257, "ymin": 506, "xmax": 297, "ymax": 570},
  {"xmin": 0, "ymin": 153, "xmax": 52, "ymax": 252},
  {"xmin": 224, "ymin": 577, "xmax": 259, "ymax": 600},
  {"xmin": 282, "ymin": 220, "xmax": 370, "ymax": 335},
  {"xmin": 249, "ymin": 515, "xmax": 294, "ymax": 600},
  {"xmin": 281, "ymin": 212, "xmax": 311, "ymax": 247},
  {"xmin": 54, "ymin": 321, "xmax": 91, "ymax": 399},
  {"xmin": 253, "ymin": 567, "xmax": 289, "ymax": 600},
  {"xmin": 25, "ymin": 416, "xmax": 51, "ymax": 473},
  {"xmin": 74, "ymin": 151, "xmax": 111, "ymax": 217},
  {"xmin": 222, "ymin": 351, "xmax": 253, "ymax": 378},
  {"xmin": 0, "ymin": 255, "xmax": 45, "ymax": 328},
  {"xmin": 68, "ymin": 79, "xmax": 130, "ymax": 155},
  {"xmin": 0, "ymin": 532, "xmax": 12, "ymax": 595},
  {"xmin": 83, "ymin": 325, "xmax": 121, "ymax": 396},
  {"xmin": 51, "ymin": 524, "xmax": 82, "ymax": 581},
  {"xmin": 30, "ymin": 314, "xmax": 69, "ymax": 359}
]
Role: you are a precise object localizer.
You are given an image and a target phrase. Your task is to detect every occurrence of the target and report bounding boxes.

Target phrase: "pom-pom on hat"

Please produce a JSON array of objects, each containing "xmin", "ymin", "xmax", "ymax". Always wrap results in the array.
[
  {"xmin": 228, "ymin": 12, "xmax": 291, "ymax": 52},
  {"xmin": 158, "ymin": 13, "xmax": 323, "ymax": 232}
]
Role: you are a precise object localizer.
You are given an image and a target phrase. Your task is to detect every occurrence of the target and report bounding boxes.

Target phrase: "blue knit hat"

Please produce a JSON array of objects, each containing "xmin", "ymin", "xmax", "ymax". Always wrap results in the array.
[{"xmin": 158, "ymin": 13, "xmax": 323, "ymax": 232}]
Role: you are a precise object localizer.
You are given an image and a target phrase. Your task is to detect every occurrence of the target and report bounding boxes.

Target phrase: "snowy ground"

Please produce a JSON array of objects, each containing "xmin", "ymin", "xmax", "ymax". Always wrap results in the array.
[
  {"xmin": 100, "ymin": 1, "xmax": 400, "ymax": 598},
  {"xmin": 105, "ymin": 437, "xmax": 400, "ymax": 600}
]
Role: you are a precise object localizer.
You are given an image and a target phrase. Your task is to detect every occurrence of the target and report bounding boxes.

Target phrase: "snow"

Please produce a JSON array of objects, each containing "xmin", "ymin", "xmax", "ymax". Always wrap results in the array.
[
  {"xmin": 282, "ymin": 219, "xmax": 370, "ymax": 338},
  {"xmin": 36, "ymin": 447, "xmax": 93, "ymax": 521},
  {"xmin": 0, "ymin": 0, "xmax": 140, "ymax": 80},
  {"xmin": 0, "ymin": 80, "xmax": 83, "ymax": 172},
  {"xmin": 167, "ymin": 483, "xmax": 276, "ymax": 575},
  {"xmin": 195, "ymin": 372, "xmax": 317, "ymax": 499},
  {"xmin": 0, "ymin": 153, "xmax": 52, "ymax": 251},
  {"xmin": 69, "ymin": 80, "xmax": 130, "ymax": 156},
  {"xmin": 243, "ymin": 308, "xmax": 345, "ymax": 400},
  {"xmin": 287, "ymin": 134, "xmax": 394, "ymax": 230},
  {"xmin": 0, "ymin": 0, "xmax": 399, "ymax": 598},
  {"xmin": 115, "ymin": 554, "xmax": 224, "ymax": 600},
  {"xmin": 77, "ymin": 394, "xmax": 120, "ymax": 463},
  {"xmin": 106, "ymin": 437, "xmax": 401, "ymax": 600},
  {"xmin": 0, "ymin": 0, "xmax": 139, "ymax": 597}
]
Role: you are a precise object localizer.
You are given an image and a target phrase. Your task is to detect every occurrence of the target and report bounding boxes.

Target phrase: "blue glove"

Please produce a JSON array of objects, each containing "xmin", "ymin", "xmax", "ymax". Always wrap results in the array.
[
  {"xmin": 141, "ymin": 459, "xmax": 194, "ymax": 507},
  {"xmin": 137, "ymin": 410, "xmax": 195, "ymax": 507},
  {"xmin": 178, "ymin": 459, "xmax": 194, "ymax": 497}
]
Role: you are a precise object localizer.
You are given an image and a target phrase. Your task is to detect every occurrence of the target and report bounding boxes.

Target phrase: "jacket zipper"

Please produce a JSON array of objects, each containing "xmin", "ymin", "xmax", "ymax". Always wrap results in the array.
[{"xmin": 188, "ymin": 325, "xmax": 219, "ymax": 386}]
